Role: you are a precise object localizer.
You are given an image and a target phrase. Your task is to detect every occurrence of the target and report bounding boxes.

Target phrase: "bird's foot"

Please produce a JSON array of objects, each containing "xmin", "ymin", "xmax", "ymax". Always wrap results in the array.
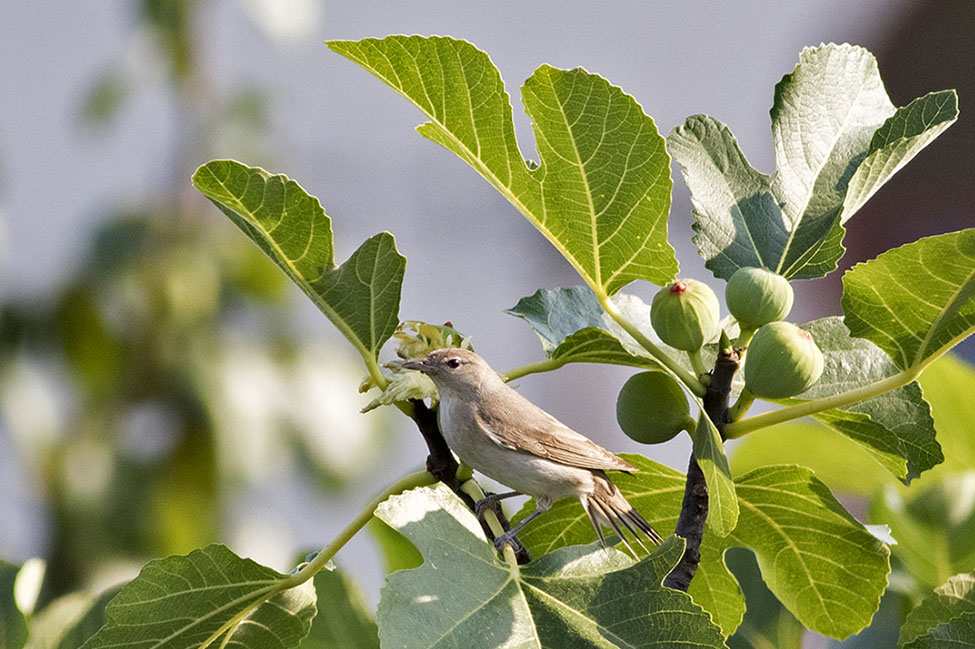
[
  {"xmin": 493, "ymin": 530, "xmax": 524, "ymax": 554},
  {"xmin": 474, "ymin": 493, "xmax": 501, "ymax": 519}
]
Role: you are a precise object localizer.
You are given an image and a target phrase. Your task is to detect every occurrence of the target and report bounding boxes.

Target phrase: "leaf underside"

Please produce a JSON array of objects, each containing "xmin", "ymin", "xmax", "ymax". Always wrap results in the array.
[{"xmin": 328, "ymin": 36, "xmax": 679, "ymax": 296}]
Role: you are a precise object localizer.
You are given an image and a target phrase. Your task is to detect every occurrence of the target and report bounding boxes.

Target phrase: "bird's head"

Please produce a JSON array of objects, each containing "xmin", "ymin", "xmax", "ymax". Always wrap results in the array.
[{"xmin": 401, "ymin": 348, "xmax": 496, "ymax": 394}]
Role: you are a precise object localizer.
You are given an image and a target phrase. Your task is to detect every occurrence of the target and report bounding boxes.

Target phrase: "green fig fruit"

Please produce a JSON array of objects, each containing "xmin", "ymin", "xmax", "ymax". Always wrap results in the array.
[
  {"xmin": 650, "ymin": 279, "xmax": 720, "ymax": 351},
  {"xmin": 617, "ymin": 371, "xmax": 693, "ymax": 444},
  {"xmin": 744, "ymin": 322, "xmax": 824, "ymax": 398},
  {"xmin": 726, "ymin": 267, "xmax": 794, "ymax": 329}
]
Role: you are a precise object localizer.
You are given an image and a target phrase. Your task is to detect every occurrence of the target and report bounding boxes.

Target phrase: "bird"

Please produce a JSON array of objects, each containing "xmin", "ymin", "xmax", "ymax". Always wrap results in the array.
[{"xmin": 401, "ymin": 347, "xmax": 662, "ymax": 558}]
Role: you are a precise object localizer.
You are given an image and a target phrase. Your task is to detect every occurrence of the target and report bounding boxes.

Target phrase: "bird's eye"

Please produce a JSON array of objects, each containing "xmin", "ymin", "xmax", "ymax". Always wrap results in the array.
[{"xmin": 447, "ymin": 358, "xmax": 461, "ymax": 369}]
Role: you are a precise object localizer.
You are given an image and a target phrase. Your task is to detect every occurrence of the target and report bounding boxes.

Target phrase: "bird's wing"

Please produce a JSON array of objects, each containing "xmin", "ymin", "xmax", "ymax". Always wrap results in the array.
[{"xmin": 475, "ymin": 391, "xmax": 635, "ymax": 472}]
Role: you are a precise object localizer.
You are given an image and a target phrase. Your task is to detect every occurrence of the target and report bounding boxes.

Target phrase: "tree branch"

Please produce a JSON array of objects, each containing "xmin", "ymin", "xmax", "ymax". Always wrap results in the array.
[
  {"xmin": 409, "ymin": 399, "xmax": 531, "ymax": 564},
  {"xmin": 664, "ymin": 343, "xmax": 740, "ymax": 590}
]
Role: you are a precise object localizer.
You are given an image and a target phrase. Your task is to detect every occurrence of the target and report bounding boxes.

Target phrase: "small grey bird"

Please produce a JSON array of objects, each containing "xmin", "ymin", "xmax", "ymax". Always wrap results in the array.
[{"xmin": 402, "ymin": 348, "xmax": 662, "ymax": 557}]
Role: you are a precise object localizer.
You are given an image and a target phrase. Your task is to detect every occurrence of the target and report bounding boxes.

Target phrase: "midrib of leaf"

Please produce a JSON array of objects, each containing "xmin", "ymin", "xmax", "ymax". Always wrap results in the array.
[
  {"xmin": 161, "ymin": 582, "xmax": 279, "ymax": 649},
  {"xmin": 774, "ymin": 84, "xmax": 871, "ymax": 276},
  {"xmin": 427, "ymin": 574, "xmax": 518, "ymax": 649},
  {"xmin": 736, "ymin": 496, "xmax": 832, "ymax": 628},
  {"xmin": 549, "ymin": 74, "xmax": 603, "ymax": 292},
  {"xmin": 523, "ymin": 580, "xmax": 632, "ymax": 649},
  {"xmin": 205, "ymin": 175, "xmax": 359, "ymax": 349},
  {"xmin": 912, "ymin": 264, "xmax": 975, "ymax": 368}
]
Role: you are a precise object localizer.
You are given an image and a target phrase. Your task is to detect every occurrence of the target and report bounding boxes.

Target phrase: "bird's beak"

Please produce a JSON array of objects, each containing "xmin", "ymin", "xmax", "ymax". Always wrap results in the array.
[{"xmin": 401, "ymin": 359, "xmax": 426, "ymax": 372}]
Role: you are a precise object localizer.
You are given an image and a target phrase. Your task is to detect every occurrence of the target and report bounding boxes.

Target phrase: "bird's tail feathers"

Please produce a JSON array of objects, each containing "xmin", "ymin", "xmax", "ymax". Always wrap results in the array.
[{"xmin": 583, "ymin": 472, "xmax": 662, "ymax": 559}]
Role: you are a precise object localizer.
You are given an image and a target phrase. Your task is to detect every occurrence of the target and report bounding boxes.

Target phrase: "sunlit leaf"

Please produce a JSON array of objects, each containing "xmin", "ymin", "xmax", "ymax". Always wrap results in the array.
[
  {"xmin": 80, "ymin": 545, "xmax": 316, "ymax": 649},
  {"xmin": 329, "ymin": 36, "xmax": 678, "ymax": 296},
  {"xmin": 377, "ymin": 484, "xmax": 728, "ymax": 648},
  {"xmin": 193, "ymin": 160, "xmax": 406, "ymax": 367},
  {"xmin": 516, "ymin": 457, "xmax": 889, "ymax": 639},
  {"xmin": 842, "ymin": 229, "xmax": 975, "ymax": 371}
]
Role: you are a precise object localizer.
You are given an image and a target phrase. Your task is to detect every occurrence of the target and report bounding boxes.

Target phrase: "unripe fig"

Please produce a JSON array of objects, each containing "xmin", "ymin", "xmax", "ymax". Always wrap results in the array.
[
  {"xmin": 650, "ymin": 279, "xmax": 720, "ymax": 351},
  {"xmin": 726, "ymin": 267, "xmax": 794, "ymax": 329},
  {"xmin": 744, "ymin": 322, "xmax": 824, "ymax": 398},
  {"xmin": 616, "ymin": 371, "xmax": 693, "ymax": 444}
]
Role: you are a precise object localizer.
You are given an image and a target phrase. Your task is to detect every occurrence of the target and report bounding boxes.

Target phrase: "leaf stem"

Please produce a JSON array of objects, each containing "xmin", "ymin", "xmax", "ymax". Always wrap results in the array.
[
  {"xmin": 500, "ymin": 357, "xmax": 567, "ymax": 382},
  {"xmin": 723, "ymin": 367, "xmax": 921, "ymax": 438},
  {"xmin": 598, "ymin": 294, "xmax": 707, "ymax": 397},
  {"xmin": 282, "ymin": 470, "xmax": 437, "ymax": 588},
  {"xmin": 364, "ymin": 354, "xmax": 389, "ymax": 391}
]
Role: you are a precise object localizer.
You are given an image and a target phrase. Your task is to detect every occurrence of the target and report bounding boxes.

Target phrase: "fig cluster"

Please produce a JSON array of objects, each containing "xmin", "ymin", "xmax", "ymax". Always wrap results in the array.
[{"xmin": 639, "ymin": 269, "xmax": 822, "ymax": 421}]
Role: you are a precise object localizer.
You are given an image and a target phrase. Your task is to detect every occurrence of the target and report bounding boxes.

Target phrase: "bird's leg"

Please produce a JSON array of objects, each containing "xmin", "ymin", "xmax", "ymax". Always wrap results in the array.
[{"xmin": 493, "ymin": 503, "xmax": 547, "ymax": 552}]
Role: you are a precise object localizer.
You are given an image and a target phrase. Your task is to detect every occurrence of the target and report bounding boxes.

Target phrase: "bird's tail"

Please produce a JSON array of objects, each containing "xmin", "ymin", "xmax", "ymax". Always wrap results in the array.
[{"xmin": 582, "ymin": 471, "xmax": 663, "ymax": 559}]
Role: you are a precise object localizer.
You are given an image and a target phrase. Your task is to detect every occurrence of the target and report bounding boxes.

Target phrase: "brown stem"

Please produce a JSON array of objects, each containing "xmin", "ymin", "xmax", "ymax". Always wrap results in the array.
[
  {"xmin": 664, "ymin": 345, "xmax": 741, "ymax": 591},
  {"xmin": 409, "ymin": 400, "xmax": 531, "ymax": 564}
]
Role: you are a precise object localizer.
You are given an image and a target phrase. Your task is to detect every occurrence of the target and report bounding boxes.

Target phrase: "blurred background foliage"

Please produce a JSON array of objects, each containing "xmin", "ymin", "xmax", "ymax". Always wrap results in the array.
[
  {"xmin": 0, "ymin": 0, "xmax": 392, "ymax": 609},
  {"xmin": 0, "ymin": 0, "xmax": 973, "ymax": 647}
]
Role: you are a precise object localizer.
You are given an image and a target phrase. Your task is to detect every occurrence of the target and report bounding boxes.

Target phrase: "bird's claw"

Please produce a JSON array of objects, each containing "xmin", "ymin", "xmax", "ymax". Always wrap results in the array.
[
  {"xmin": 474, "ymin": 493, "xmax": 500, "ymax": 519},
  {"xmin": 493, "ymin": 531, "xmax": 524, "ymax": 554}
]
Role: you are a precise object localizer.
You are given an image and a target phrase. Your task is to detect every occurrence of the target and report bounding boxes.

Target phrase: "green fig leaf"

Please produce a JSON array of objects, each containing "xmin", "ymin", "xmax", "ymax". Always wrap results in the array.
[
  {"xmin": 776, "ymin": 318, "xmax": 942, "ymax": 484},
  {"xmin": 692, "ymin": 413, "xmax": 739, "ymax": 537},
  {"xmin": 842, "ymin": 228, "xmax": 975, "ymax": 372},
  {"xmin": 80, "ymin": 545, "xmax": 316, "ymax": 649},
  {"xmin": 900, "ymin": 572, "xmax": 975, "ymax": 648},
  {"xmin": 193, "ymin": 160, "xmax": 406, "ymax": 372},
  {"xmin": 669, "ymin": 44, "xmax": 957, "ymax": 280},
  {"xmin": 515, "ymin": 457, "xmax": 890, "ymax": 639},
  {"xmin": 505, "ymin": 286, "xmax": 666, "ymax": 372},
  {"xmin": 328, "ymin": 36, "xmax": 678, "ymax": 296},
  {"xmin": 376, "ymin": 484, "xmax": 728, "ymax": 648}
]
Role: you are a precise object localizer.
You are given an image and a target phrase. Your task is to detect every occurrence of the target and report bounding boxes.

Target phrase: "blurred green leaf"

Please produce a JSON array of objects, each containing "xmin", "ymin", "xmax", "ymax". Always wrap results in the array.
[
  {"xmin": 79, "ymin": 67, "xmax": 129, "ymax": 127},
  {"xmin": 669, "ymin": 44, "xmax": 956, "ymax": 280},
  {"xmin": 842, "ymin": 229, "xmax": 975, "ymax": 371},
  {"xmin": 79, "ymin": 544, "xmax": 315, "ymax": 649},
  {"xmin": 22, "ymin": 587, "xmax": 117, "ymax": 649},
  {"xmin": 193, "ymin": 160, "xmax": 406, "ymax": 370},
  {"xmin": 329, "ymin": 36, "xmax": 678, "ymax": 296},
  {"xmin": 903, "ymin": 611, "xmax": 975, "ymax": 649},
  {"xmin": 377, "ymin": 484, "xmax": 727, "ymax": 648},
  {"xmin": 367, "ymin": 518, "xmax": 422, "ymax": 575},
  {"xmin": 0, "ymin": 560, "xmax": 28, "ymax": 649},
  {"xmin": 725, "ymin": 548, "xmax": 804, "ymax": 649},
  {"xmin": 298, "ymin": 570, "xmax": 378, "ymax": 649},
  {"xmin": 900, "ymin": 572, "xmax": 975, "ymax": 648},
  {"xmin": 871, "ymin": 473, "xmax": 975, "ymax": 595}
]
